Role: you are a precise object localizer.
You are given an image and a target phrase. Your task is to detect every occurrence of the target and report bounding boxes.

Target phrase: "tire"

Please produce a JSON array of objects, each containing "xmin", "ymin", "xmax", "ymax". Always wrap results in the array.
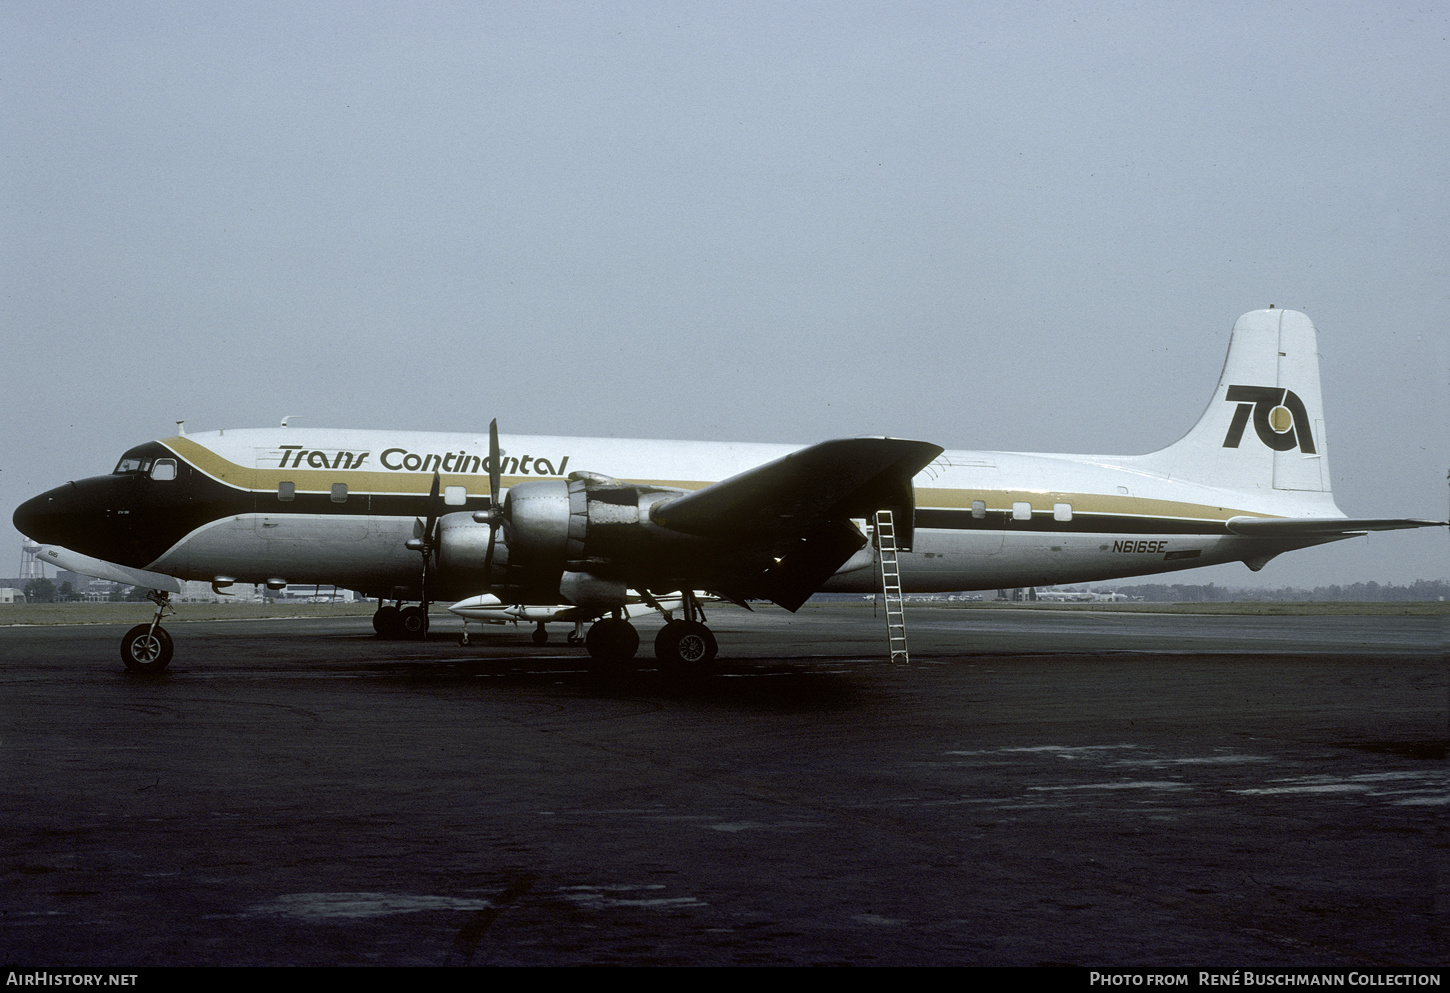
[
  {"xmin": 121, "ymin": 624, "xmax": 173, "ymax": 673},
  {"xmin": 373, "ymin": 606, "xmax": 403, "ymax": 639},
  {"xmin": 400, "ymin": 606, "xmax": 429, "ymax": 640},
  {"xmin": 585, "ymin": 618, "xmax": 639, "ymax": 664},
  {"xmin": 654, "ymin": 620, "xmax": 717, "ymax": 667},
  {"xmin": 531, "ymin": 626, "xmax": 549, "ymax": 645}
]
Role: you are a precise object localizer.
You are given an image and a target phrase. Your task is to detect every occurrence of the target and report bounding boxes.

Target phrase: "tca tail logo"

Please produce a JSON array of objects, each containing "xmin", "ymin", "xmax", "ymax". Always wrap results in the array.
[{"xmin": 1221, "ymin": 386, "xmax": 1317, "ymax": 453}]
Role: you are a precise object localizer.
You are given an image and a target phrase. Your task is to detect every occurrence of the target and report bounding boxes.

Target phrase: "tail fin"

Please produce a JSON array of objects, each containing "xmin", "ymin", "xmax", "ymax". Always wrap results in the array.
[{"xmin": 1153, "ymin": 309, "xmax": 1330, "ymax": 493}]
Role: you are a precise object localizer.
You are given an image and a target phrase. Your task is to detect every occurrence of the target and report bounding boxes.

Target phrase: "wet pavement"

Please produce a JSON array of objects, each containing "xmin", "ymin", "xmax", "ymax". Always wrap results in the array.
[{"xmin": 0, "ymin": 604, "xmax": 1444, "ymax": 965}]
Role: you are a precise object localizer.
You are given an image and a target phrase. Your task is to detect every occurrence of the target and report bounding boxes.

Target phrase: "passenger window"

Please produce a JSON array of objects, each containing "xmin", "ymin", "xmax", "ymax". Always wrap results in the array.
[
  {"xmin": 1012, "ymin": 502, "xmax": 1032, "ymax": 521},
  {"xmin": 971, "ymin": 500, "xmax": 986, "ymax": 519},
  {"xmin": 444, "ymin": 485, "xmax": 467, "ymax": 506},
  {"xmin": 150, "ymin": 458, "xmax": 177, "ymax": 481},
  {"xmin": 331, "ymin": 483, "xmax": 348, "ymax": 504},
  {"xmin": 1054, "ymin": 503, "xmax": 1072, "ymax": 522},
  {"xmin": 278, "ymin": 482, "xmax": 295, "ymax": 502}
]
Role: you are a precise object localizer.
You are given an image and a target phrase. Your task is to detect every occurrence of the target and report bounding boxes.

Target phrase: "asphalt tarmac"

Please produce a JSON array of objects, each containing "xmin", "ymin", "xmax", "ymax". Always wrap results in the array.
[{"xmin": 0, "ymin": 603, "xmax": 1445, "ymax": 966}]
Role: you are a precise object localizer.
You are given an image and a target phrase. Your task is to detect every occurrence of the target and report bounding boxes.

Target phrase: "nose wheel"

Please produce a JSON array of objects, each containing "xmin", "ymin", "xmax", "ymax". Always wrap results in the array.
[
  {"xmin": 121, "ymin": 624, "xmax": 173, "ymax": 671},
  {"xmin": 121, "ymin": 590, "xmax": 174, "ymax": 672}
]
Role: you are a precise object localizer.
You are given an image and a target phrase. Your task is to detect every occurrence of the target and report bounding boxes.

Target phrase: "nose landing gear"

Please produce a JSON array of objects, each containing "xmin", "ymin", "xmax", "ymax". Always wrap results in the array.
[{"xmin": 121, "ymin": 590, "xmax": 174, "ymax": 673}]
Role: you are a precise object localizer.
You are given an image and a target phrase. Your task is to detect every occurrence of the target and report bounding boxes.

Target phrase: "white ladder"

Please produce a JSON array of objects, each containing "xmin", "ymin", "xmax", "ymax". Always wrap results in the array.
[{"xmin": 874, "ymin": 509, "xmax": 910, "ymax": 664}]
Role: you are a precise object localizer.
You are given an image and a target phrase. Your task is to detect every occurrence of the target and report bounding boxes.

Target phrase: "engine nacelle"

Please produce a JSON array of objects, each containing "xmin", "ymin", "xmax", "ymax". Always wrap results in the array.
[{"xmin": 436, "ymin": 477, "xmax": 690, "ymax": 605}]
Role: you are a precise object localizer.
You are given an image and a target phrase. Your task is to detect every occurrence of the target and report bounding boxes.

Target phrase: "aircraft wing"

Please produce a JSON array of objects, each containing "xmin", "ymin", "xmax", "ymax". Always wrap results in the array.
[
  {"xmin": 1225, "ymin": 516, "xmax": 1448, "ymax": 537},
  {"xmin": 651, "ymin": 437, "xmax": 943, "ymax": 537},
  {"xmin": 650, "ymin": 437, "xmax": 944, "ymax": 610}
]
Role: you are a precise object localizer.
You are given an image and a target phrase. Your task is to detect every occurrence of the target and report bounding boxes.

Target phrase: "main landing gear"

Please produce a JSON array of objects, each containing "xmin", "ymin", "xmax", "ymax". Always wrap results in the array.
[
  {"xmin": 581, "ymin": 592, "xmax": 718, "ymax": 668},
  {"xmin": 121, "ymin": 590, "xmax": 174, "ymax": 673},
  {"xmin": 372, "ymin": 601, "xmax": 430, "ymax": 640},
  {"xmin": 653, "ymin": 619, "xmax": 717, "ymax": 666}
]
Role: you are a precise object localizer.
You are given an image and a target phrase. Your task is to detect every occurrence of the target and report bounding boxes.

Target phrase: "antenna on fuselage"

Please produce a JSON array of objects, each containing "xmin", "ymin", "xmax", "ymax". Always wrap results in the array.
[
  {"xmin": 175, "ymin": 420, "xmax": 186, "ymax": 436},
  {"xmin": 281, "ymin": 415, "xmax": 297, "ymax": 428}
]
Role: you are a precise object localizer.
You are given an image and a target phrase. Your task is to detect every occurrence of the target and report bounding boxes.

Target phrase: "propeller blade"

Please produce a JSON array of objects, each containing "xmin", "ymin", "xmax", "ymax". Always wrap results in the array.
[
  {"xmin": 480, "ymin": 420, "xmax": 504, "ymax": 588},
  {"xmin": 424, "ymin": 471, "xmax": 441, "ymax": 551},
  {"xmin": 488, "ymin": 419, "xmax": 502, "ymax": 508}
]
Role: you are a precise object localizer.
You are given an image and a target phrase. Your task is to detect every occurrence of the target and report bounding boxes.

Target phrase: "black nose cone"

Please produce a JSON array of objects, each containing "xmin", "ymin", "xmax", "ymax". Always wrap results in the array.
[
  {"xmin": 12, "ymin": 477, "xmax": 124, "ymax": 560},
  {"xmin": 13, "ymin": 488, "xmax": 64, "ymax": 543}
]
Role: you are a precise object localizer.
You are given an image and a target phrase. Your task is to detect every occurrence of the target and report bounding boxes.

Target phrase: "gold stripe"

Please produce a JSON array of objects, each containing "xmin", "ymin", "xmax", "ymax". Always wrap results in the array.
[
  {"xmin": 162, "ymin": 436, "xmax": 1273, "ymax": 523},
  {"xmin": 163, "ymin": 436, "xmax": 712, "ymax": 496}
]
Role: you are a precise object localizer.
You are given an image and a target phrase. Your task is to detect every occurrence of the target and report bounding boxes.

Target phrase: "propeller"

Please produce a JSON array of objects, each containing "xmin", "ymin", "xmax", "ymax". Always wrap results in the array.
[
  {"xmin": 405, "ymin": 470, "xmax": 443, "ymax": 605},
  {"xmin": 471, "ymin": 419, "xmax": 505, "ymax": 583}
]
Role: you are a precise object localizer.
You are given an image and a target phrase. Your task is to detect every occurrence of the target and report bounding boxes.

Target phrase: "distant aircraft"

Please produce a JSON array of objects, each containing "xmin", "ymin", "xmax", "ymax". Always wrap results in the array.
[
  {"xmin": 446, "ymin": 590, "xmax": 710, "ymax": 648},
  {"xmin": 1034, "ymin": 590, "xmax": 1099, "ymax": 602},
  {"xmin": 1033, "ymin": 588, "xmax": 1132, "ymax": 603},
  {"xmin": 15, "ymin": 309, "xmax": 1444, "ymax": 672}
]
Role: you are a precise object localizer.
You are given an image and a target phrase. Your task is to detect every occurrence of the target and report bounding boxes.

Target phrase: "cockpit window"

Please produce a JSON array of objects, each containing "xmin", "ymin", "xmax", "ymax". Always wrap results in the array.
[
  {"xmin": 114, "ymin": 457, "xmax": 152, "ymax": 474},
  {"xmin": 151, "ymin": 458, "xmax": 178, "ymax": 481}
]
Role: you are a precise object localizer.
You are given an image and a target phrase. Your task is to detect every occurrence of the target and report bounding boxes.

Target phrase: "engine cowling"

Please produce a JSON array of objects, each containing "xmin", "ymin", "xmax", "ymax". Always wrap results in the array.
[{"xmin": 436, "ymin": 476, "xmax": 691, "ymax": 606}]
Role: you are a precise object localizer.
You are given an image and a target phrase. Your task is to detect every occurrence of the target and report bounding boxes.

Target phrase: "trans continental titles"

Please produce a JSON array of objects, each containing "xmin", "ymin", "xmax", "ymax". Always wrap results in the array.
[{"xmin": 272, "ymin": 445, "xmax": 571, "ymax": 476}]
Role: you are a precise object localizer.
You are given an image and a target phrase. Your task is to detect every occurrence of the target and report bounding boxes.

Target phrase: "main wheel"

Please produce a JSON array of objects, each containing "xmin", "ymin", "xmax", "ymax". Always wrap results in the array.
[
  {"xmin": 373, "ymin": 605, "xmax": 403, "ymax": 638},
  {"xmin": 532, "ymin": 624, "xmax": 549, "ymax": 645},
  {"xmin": 584, "ymin": 618, "xmax": 639, "ymax": 664},
  {"xmin": 400, "ymin": 606, "xmax": 429, "ymax": 640},
  {"xmin": 121, "ymin": 624, "xmax": 173, "ymax": 673},
  {"xmin": 654, "ymin": 620, "xmax": 717, "ymax": 667}
]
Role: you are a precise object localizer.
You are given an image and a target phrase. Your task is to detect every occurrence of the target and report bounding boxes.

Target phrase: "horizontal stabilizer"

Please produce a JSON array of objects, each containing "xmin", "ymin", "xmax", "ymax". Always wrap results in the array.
[
  {"xmin": 1225, "ymin": 516, "xmax": 1447, "ymax": 537},
  {"xmin": 35, "ymin": 544, "xmax": 183, "ymax": 593}
]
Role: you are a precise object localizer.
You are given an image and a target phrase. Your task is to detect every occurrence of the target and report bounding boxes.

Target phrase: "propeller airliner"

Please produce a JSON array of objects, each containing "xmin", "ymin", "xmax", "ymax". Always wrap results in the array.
[{"xmin": 14, "ymin": 309, "xmax": 1444, "ymax": 672}]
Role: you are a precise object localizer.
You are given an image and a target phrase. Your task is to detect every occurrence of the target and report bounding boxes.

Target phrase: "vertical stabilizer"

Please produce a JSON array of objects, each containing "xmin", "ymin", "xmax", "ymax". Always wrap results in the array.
[{"xmin": 1154, "ymin": 309, "xmax": 1330, "ymax": 493}]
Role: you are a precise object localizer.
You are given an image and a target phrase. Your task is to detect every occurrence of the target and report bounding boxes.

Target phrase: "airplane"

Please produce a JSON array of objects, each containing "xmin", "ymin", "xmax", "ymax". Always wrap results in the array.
[
  {"xmin": 13, "ymin": 308, "xmax": 1444, "ymax": 673},
  {"xmin": 1033, "ymin": 589, "xmax": 1107, "ymax": 602},
  {"xmin": 446, "ymin": 590, "xmax": 713, "ymax": 646}
]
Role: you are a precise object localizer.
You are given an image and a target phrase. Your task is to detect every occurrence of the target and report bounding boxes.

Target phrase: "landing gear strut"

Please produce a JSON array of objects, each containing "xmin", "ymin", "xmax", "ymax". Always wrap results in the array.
[{"xmin": 121, "ymin": 590, "xmax": 174, "ymax": 673}]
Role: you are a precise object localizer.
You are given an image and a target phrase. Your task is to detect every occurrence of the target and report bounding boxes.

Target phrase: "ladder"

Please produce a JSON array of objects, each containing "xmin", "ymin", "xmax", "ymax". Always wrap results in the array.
[{"xmin": 874, "ymin": 509, "xmax": 910, "ymax": 663}]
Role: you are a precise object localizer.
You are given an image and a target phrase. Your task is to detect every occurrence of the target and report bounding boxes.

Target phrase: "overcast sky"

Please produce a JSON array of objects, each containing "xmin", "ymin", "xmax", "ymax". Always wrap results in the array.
[{"xmin": 3, "ymin": 1, "xmax": 1446, "ymax": 589}]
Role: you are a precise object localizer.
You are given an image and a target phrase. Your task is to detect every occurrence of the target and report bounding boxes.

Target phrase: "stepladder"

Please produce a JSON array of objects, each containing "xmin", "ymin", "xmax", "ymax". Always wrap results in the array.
[{"xmin": 873, "ymin": 509, "xmax": 910, "ymax": 664}]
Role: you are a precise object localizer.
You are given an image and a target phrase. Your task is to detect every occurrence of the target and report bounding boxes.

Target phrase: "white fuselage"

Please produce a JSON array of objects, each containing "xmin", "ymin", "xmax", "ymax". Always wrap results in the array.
[{"xmin": 142, "ymin": 426, "xmax": 1340, "ymax": 599}]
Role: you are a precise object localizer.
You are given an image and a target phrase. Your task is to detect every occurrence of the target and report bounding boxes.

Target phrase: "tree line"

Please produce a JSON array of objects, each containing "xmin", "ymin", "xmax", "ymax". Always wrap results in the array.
[
  {"xmin": 18, "ymin": 579, "xmax": 149, "ymax": 603},
  {"xmin": 1107, "ymin": 579, "xmax": 1449, "ymax": 602}
]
